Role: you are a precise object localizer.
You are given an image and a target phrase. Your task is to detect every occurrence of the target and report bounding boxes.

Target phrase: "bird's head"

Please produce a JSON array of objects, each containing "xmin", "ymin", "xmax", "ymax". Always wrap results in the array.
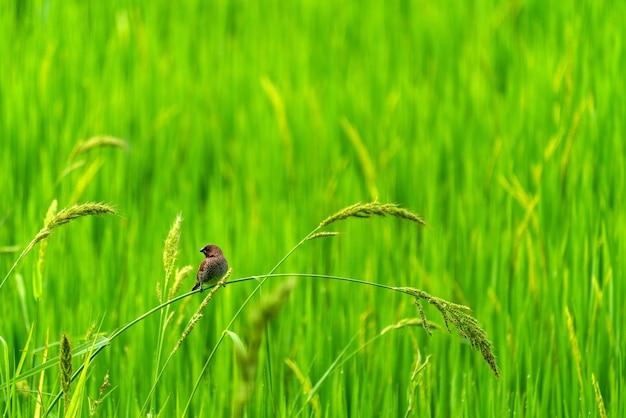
[{"xmin": 200, "ymin": 244, "xmax": 222, "ymax": 258}]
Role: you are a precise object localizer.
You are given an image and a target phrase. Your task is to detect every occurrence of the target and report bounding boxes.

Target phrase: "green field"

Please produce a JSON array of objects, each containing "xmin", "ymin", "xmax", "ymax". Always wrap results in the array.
[{"xmin": 1, "ymin": 1, "xmax": 624, "ymax": 416}]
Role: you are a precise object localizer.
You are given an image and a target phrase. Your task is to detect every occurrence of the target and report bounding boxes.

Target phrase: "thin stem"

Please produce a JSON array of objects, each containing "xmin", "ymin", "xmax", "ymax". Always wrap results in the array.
[
  {"xmin": 44, "ymin": 291, "xmax": 194, "ymax": 416},
  {"xmin": 230, "ymin": 273, "xmax": 397, "ymax": 292},
  {"xmin": 181, "ymin": 226, "xmax": 321, "ymax": 416},
  {"xmin": 0, "ymin": 234, "xmax": 43, "ymax": 291}
]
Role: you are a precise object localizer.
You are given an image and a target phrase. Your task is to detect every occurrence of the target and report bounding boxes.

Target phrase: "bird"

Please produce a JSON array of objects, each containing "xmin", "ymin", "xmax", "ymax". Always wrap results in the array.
[{"xmin": 192, "ymin": 244, "xmax": 229, "ymax": 292}]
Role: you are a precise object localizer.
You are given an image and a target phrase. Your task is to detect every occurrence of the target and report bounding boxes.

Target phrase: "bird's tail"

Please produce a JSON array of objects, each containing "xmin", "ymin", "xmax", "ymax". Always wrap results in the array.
[{"xmin": 191, "ymin": 282, "xmax": 200, "ymax": 291}]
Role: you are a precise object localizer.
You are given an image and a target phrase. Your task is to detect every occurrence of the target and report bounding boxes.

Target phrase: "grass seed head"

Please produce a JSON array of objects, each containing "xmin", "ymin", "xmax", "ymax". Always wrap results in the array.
[
  {"xmin": 399, "ymin": 286, "xmax": 500, "ymax": 377},
  {"xmin": 68, "ymin": 136, "xmax": 129, "ymax": 162},
  {"xmin": 47, "ymin": 203, "xmax": 116, "ymax": 230},
  {"xmin": 320, "ymin": 202, "xmax": 426, "ymax": 227},
  {"xmin": 60, "ymin": 333, "xmax": 73, "ymax": 404},
  {"xmin": 163, "ymin": 213, "xmax": 183, "ymax": 283},
  {"xmin": 306, "ymin": 231, "xmax": 340, "ymax": 241}
]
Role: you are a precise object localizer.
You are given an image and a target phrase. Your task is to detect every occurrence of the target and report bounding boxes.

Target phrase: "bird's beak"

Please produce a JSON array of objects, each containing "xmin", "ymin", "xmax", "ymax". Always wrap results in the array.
[{"xmin": 199, "ymin": 248, "xmax": 204, "ymax": 253}]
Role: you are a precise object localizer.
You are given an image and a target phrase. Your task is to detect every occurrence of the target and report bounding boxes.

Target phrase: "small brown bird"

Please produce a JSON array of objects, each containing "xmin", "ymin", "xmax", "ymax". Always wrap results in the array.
[{"xmin": 192, "ymin": 244, "xmax": 229, "ymax": 292}]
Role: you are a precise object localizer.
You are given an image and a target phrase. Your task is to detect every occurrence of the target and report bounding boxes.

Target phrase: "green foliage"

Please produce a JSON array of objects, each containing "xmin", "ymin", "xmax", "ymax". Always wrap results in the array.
[{"xmin": 1, "ymin": 0, "xmax": 625, "ymax": 416}]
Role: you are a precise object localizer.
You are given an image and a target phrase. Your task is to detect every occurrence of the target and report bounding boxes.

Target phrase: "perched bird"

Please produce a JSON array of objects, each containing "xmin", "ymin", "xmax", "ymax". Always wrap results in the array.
[{"xmin": 192, "ymin": 244, "xmax": 229, "ymax": 292}]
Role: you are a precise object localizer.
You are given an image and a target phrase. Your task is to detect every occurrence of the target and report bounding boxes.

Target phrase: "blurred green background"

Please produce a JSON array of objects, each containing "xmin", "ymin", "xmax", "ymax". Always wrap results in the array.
[{"xmin": 1, "ymin": 0, "xmax": 624, "ymax": 416}]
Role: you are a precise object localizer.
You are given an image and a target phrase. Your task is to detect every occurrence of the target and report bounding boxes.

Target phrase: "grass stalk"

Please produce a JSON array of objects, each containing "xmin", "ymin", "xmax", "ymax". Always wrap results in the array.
[
  {"xmin": 183, "ymin": 202, "xmax": 496, "ymax": 416},
  {"xmin": 140, "ymin": 271, "xmax": 231, "ymax": 415},
  {"xmin": 150, "ymin": 214, "xmax": 183, "ymax": 413},
  {"xmin": 233, "ymin": 280, "xmax": 295, "ymax": 416},
  {"xmin": 42, "ymin": 291, "xmax": 196, "ymax": 416},
  {"xmin": 34, "ymin": 330, "xmax": 49, "ymax": 418}
]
